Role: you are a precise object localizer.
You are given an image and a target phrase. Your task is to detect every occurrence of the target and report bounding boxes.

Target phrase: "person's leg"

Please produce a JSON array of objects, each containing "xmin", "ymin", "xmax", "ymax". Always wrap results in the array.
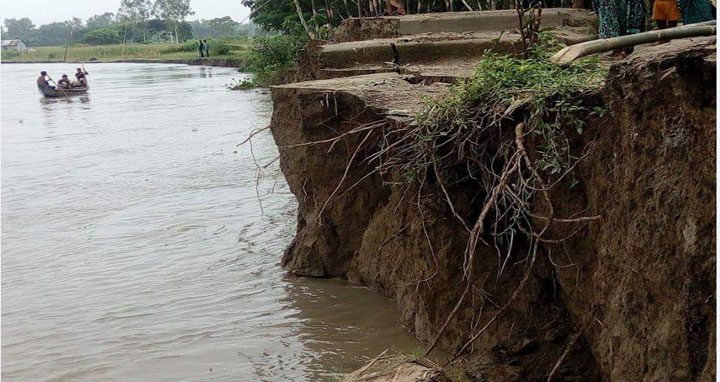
[
  {"xmin": 652, "ymin": 0, "xmax": 666, "ymax": 27},
  {"xmin": 598, "ymin": 0, "xmax": 621, "ymax": 39},
  {"xmin": 668, "ymin": 20, "xmax": 678, "ymax": 27},
  {"xmin": 621, "ymin": 0, "xmax": 646, "ymax": 55},
  {"xmin": 598, "ymin": 0, "xmax": 624, "ymax": 58}
]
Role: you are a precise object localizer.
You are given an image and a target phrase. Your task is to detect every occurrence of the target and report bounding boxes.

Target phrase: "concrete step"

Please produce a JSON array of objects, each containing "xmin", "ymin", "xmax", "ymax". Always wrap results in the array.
[
  {"xmin": 333, "ymin": 8, "xmax": 597, "ymax": 42},
  {"xmin": 318, "ymin": 61, "xmax": 479, "ymax": 81},
  {"xmin": 272, "ymin": 72, "xmax": 453, "ymax": 117},
  {"xmin": 319, "ymin": 28, "xmax": 595, "ymax": 69}
]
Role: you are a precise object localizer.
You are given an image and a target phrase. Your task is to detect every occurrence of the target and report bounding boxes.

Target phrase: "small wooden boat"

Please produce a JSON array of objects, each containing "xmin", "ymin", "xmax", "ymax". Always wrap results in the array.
[{"xmin": 38, "ymin": 86, "xmax": 89, "ymax": 98}]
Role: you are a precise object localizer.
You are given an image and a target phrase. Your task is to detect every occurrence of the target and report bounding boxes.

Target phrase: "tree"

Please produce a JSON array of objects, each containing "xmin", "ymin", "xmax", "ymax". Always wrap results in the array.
[
  {"xmin": 83, "ymin": 28, "xmax": 121, "ymax": 44},
  {"xmin": 86, "ymin": 12, "xmax": 116, "ymax": 29},
  {"xmin": 118, "ymin": 0, "xmax": 152, "ymax": 22},
  {"xmin": 177, "ymin": 21, "xmax": 193, "ymax": 41},
  {"xmin": 151, "ymin": 0, "xmax": 194, "ymax": 21},
  {"xmin": 151, "ymin": 0, "xmax": 194, "ymax": 42},
  {"xmin": 3, "ymin": 17, "xmax": 35, "ymax": 39},
  {"xmin": 204, "ymin": 16, "xmax": 240, "ymax": 37},
  {"xmin": 36, "ymin": 22, "xmax": 71, "ymax": 46},
  {"xmin": 146, "ymin": 18, "xmax": 170, "ymax": 32},
  {"xmin": 66, "ymin": 17, "xmax": 84, "ymax": 28}
]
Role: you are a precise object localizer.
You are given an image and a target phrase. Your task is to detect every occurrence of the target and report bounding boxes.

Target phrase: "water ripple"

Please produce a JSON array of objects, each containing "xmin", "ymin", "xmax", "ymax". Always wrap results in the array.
[{"xmin": 1, "ymin": 63, "xmax": 425, "ymax": 382}]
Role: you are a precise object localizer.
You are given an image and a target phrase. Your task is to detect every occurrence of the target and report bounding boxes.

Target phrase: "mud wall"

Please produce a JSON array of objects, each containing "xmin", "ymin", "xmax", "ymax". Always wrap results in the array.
[
  {"xmin": 553, "ymin": 38, "xmax": 716, "ymax": 382},
  {"xmin": 268, "ymin": 37, "xmax": 716, "ymax": 381}
]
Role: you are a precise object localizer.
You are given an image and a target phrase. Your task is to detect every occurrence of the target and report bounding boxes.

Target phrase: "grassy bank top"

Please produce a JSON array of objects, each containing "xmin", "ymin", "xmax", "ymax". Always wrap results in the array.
[{"xmin": 2, "ymin": 39, "xmax": 249, "ymax": 63}]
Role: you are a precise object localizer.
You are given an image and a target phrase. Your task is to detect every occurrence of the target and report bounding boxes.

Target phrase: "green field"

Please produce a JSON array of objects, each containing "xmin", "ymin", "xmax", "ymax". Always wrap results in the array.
[{"xmin": 1, "ymin": 39, "xmax": 249, "ymax": 63}]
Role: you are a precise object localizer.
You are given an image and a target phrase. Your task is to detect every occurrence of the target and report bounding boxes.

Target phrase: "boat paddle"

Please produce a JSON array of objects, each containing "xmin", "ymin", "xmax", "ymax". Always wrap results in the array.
[{"xmin": 82, "ymin": 62, "xmax": 89, "ymax": 87}]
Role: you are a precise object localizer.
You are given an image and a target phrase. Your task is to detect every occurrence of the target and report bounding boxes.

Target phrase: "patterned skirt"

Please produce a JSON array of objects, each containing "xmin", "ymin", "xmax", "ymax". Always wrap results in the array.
[
  {"xmin": 592, "ymin": 0, "xmax": 647, "ymax": 38},
  {"xmin": 679, "ymin": 0, "xmax": 716, "ymax": 24}
]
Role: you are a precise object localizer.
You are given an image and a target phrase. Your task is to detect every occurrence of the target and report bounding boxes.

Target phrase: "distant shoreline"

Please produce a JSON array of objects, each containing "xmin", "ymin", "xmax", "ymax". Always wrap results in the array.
[
  {"xmin": 1, "ymin": 40, "xmax": 248, "ymax": 69},
  {"xmin": 2, "ymin": 57, "xmax": 245, "ymax": 68}
]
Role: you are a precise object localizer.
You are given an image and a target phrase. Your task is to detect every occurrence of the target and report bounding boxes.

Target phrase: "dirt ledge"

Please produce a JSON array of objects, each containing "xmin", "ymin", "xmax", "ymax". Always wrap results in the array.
[{"xmin": 269, "ymin": 37, "xmax": 716, "ymax": 381}]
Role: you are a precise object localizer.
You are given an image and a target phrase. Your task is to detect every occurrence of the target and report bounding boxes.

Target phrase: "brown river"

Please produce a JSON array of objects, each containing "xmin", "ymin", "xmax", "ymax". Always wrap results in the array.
[{"xmin": 1, "ymin": 63, "xmax": 426, "ymax": 381}]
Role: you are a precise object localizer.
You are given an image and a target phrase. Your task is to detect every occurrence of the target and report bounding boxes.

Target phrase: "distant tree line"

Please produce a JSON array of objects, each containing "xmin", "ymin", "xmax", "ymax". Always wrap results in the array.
[{"xmin": 2, "ymin": 0, "xmax": 262, "ymax": 47}]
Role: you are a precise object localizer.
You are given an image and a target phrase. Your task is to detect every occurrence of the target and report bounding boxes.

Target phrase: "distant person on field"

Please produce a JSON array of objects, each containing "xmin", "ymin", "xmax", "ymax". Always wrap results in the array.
[
  {"xmin": 203, "ymin": 39, "xmax": 210, "ymax": 57},
  {"xmin": 57, "ymin": 74, "xmax": 71, "ymax": 89},
  {"xmin": 75, "ymin": 68, "xmax": 89, "ymax": 87},
  {"xmin": 36, "ymin": 71, "xmax": 54, "ymax": 89},
  {"xmin": 198, "ymin": 40, "xmax": 205, "ymax": 57},
  {"xmin": 653, "ymin": 0, "xmax": 682, "ymax": 29},
  {"xmin": 679, "ymin": 0, "xmax": 716, "ymax": 23},
  {"xmin": 384, "ymin": 0, "xmax": 406, "ymax": 15}
]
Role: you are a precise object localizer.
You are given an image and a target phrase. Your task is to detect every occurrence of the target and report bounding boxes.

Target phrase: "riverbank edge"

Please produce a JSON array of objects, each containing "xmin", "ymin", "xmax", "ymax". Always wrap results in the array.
[
  {"xmin": 270, "ymin": 32, "xmax": 717, "ymax": 382},
  {"xmin": 1, "ymin": 57, "xmax": 245, "ymax": 68}
]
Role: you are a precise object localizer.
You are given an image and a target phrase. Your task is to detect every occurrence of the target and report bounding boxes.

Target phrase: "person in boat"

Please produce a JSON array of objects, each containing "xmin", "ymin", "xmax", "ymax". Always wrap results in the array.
[
  {"xmin": 57, "ymin": 74, "xmax": 72, "ymax": 89},
  {"xmin": 36, "ymin": 71, "xmax": 55, "ymax": 90},
  {"xmin": 75, "ymin": 68, "xmax": 89, "ymax": 87}
]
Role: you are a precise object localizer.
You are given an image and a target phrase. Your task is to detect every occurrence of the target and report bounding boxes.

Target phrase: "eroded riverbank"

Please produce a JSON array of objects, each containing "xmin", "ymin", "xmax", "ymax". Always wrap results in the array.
[{"xmin": 267, "ymin": 10, "xmax": 716, "ymax": 381}]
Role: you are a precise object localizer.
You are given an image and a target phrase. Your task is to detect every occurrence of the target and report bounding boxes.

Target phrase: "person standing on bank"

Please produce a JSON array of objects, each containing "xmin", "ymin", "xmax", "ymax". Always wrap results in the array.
[
  {"xmin": 679, "ymin": 0, "xmax": 716, "ymax": 24},
  {"xmin": 203, "ymin": 39, "xmax": 210, "ymax": 58},
  {"xmin": 593, "ymin": 0, "xmax": 647, "ymax": 58},
  {"xmin": 197, "ymin": 40, "xmax": 205, "ymax": 57},
  {"xmin": 653, "ymin": 0, "xmax": 682, "ymax": 29}
]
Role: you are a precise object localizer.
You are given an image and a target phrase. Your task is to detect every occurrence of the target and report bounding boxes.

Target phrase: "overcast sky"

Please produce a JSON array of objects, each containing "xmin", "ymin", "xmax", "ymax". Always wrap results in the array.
[{"xmin": 1, "ymin": 0, "xmax": 252, "ymax": 27}]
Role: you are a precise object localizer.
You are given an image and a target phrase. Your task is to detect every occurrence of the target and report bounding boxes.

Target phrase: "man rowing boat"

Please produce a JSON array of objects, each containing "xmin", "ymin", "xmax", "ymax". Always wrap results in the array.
[
  {"xmin": 75, "ymin": 68, "xmax": 89, "ymax": 87},
  {"xmin": 36, "ymin": 71, "xmax": 55, "ymax": 90}
]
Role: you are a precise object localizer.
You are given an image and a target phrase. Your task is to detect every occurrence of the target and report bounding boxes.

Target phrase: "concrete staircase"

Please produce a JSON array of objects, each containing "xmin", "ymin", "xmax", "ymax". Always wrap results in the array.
[
  {"xmin": 275, "ymin": 8, "xmax": 599, "ymax": 123},
  {"xmin": 332, "ymin": 8, "xmax": 596, "ymax": 42}
]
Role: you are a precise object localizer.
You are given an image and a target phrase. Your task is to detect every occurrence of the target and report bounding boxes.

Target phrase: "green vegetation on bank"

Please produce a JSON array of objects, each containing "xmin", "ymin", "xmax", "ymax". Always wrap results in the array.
[
  {"xmin": 1, "ymin": 39, "xmax": 249, "ymax": 63},
  {"xmin": 228, "ymin": 33, "xmax": 307, "ymax": 88},
  {"xmin": 413, "ymin": 39, "xmax": 608, "ymax": 177}
]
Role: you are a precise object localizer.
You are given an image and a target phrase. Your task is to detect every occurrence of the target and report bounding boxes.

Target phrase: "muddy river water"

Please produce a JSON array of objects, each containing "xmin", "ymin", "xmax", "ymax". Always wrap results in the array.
[{"xmin": 1, "ymin": 63, "xmax": 425, "ymax": 381}]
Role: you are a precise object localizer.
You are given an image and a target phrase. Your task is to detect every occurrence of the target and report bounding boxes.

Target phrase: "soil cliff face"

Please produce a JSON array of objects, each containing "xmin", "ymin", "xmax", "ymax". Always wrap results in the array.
[
  {"xmin": 552, "ymin": 38, "xmax": 716, "ymax": 382},
  {"xmin": 269, "ymin": 36, "xmax": 715, "ymax": 381}
]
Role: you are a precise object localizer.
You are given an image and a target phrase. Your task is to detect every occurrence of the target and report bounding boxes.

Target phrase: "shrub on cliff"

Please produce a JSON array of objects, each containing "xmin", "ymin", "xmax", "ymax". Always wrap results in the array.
[
  {"xmin": 414, "ymin": 40, "xmax": 607, "ymax": 177},
  {"xmin": 240, "ymin": 32, "xmax": 307, "ymax": 87}
]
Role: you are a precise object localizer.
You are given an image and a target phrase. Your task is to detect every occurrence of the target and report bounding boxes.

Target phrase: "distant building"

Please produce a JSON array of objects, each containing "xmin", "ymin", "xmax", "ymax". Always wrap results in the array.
[{"xmin": 1, "ymin": 39, "xmax": 28, "ymax": 51}]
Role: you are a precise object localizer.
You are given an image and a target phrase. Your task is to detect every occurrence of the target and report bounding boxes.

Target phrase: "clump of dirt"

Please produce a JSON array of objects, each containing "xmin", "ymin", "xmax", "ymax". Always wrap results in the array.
[
  {"xmin": 291, "ymin": 39, "xmax": 326, "ymax": 82},
  {"xmin": 333, "ymin": 17, "xmax": 401, "ymax": 43},
  {"xmin": 341, "ymin": 352, "xmax": 449, "ymax": 382}
]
